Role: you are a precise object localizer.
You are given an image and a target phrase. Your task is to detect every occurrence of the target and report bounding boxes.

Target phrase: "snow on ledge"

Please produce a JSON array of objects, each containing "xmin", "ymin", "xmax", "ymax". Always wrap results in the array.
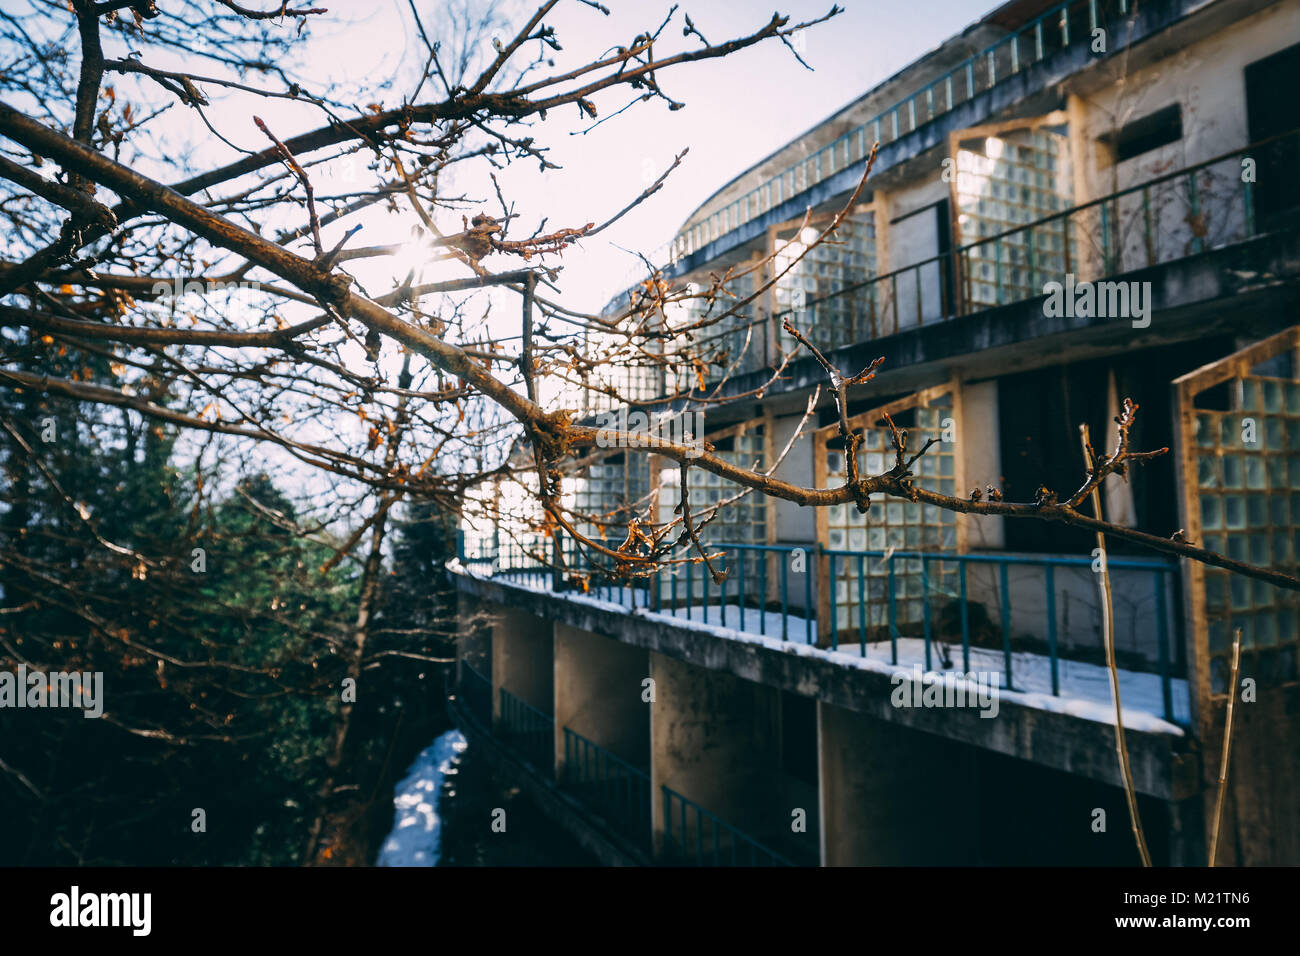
[{"xmin": 461, "ymin": 572, "xmax": 1188, "ymax": 738}]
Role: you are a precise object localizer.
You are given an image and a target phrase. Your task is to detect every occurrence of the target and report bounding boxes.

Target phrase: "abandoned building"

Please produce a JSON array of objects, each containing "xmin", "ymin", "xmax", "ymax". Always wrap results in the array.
[{"xmin": 452, "ymin": 0, "xmax": 1300, "ymax": 865}]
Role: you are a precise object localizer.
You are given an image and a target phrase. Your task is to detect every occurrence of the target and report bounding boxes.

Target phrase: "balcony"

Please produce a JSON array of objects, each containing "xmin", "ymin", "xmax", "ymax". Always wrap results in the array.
[
  {"xmin": 458, "ymin": 537, "xmax": 1190, "ymax": 730},
  {"xmin": 664, "ymin": 126, "xmax": 1299, "ymax": 399},
  {"xmin": 777, "ymin": 129, "xmax": 1297, "ymax": 351},
  {"xmin": 669, "ymin": 0, "xmax": 1151, "ymax": 267}
]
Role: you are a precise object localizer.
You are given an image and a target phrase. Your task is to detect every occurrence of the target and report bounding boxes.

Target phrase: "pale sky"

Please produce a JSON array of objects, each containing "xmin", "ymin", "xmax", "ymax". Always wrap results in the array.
[
  {"xmin": 214, "ymin": 0, "xmax": 997, "ymax": 313},
  {"xmin": 2, "ymin": 0, "xmax": 1003, "ymax": 517},
  {"xmin": 469, "ymin": 0, "xmax": 992, "ymax": 311}
]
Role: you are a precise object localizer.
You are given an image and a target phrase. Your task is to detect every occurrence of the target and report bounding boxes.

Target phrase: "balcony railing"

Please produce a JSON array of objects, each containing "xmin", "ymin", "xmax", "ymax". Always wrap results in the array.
[
  {"xmin": 459, "ymin": 659, "xmax": 492, "ymax": 728},
  {"xmin": 661, "ymin": 786, "xmax": 796, "ymax": 866},
  {"xmin": 822, "ymin": 548, "xmax": 1182, "ymax": 722},
  {"xmin": 498, "ymin": 687, "xmax": 555, "ymax": 777},
  {"xmin": 650, "ymin": 542, "xmax": 816, "ymax": 645},
  {"xmin": 561, "ymin": 728, "xmax": 652, "ymax": 850},
  {"xmin": 671, "ymin": 0, "xmax": 1140, "ymax": 262},
  {"xmin": 463, "ymin": 535, "xmax": 1188, "ymax": 725},
  {"xmin": 772, "ymin": 127, "xmax": 1300, "ymax": 350}
]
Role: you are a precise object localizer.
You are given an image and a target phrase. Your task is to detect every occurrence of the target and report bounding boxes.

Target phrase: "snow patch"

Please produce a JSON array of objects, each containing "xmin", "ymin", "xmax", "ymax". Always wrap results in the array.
[{"xmin": 376, "ymin": 729, "xmax": 467, "ymax": 867}]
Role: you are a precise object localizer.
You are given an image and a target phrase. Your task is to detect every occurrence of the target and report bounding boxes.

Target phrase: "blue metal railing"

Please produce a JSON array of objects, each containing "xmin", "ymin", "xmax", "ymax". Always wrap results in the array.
[
  {"xmin": 671, "ymin": 0, "xmax": 1137, "ymax": 262},
  {"xmin": 556, "ymin": 534, "xmax": 653, "ymax": 608},
  {"xmin": 562, "ymin": 728, "xmax": 652, "ymax": 849},
  {"xmin": 661, "ymin": 786, "xmax": 796, "ymax": 867},
  {"xmin": 459, "ymin": 659, "xmax": 492, "ymax": 728},
  {"xmin": 822, "ymin": 548, "xmax": 1180, "ymax": 722},
  {"xmin": 650, "ymin": 543, "xmax": 815, "ymax": 646},
  {"xmin": 498, "ymin": 687, "xmax": 555, "ymax": 777},
  {"xmin": 473, "ymin": 533, "xmax": 1184, "ymax": 723}
]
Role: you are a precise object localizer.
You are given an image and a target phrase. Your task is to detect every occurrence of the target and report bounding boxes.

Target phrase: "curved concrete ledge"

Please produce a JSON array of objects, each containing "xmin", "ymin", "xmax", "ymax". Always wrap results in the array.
[{"xmin": 456, "ymin": 573, "xmax": 1202, "ymax": 802}]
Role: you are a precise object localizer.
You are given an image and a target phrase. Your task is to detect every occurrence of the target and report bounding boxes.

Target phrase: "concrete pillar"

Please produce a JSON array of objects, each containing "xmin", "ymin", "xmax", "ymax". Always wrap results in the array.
[
  {"xmin": 818, "ymin": 700, "xmax": 979, "ymax": 865},
  {"xmin": 490, "ymin": 603, "xmax": 553, "ymax": 721},
  {"xmin": 553, "ymin": 623, "xmax": 650, "ymax": 778},
  {"xmin": 650, "ymin": 652, "xmax": 814, "ymax": 861},
  {"xmin": 959, "ymin": 378, "xmax": 1004, "ymax": 550}
]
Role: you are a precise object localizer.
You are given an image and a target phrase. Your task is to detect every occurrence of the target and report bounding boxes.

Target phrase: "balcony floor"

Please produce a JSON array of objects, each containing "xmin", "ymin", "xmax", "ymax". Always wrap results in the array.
[{"xmin": 481, "ymin": 572, "xmax": 1190, "ymax": 735}]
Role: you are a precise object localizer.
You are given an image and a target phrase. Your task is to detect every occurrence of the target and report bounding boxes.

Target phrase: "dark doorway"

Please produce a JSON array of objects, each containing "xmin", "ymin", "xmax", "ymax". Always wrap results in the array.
[{"xmin": 1245, "ymin": 42, "xmax": 1300, "ymax": 232}]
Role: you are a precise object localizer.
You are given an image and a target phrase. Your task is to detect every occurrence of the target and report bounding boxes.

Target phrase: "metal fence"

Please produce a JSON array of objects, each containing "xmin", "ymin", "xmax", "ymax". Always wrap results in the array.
[
  {"xmin": 823, "ymin": 548, "xmax": 1181, "ymax": 722},
  {"xmin": 561, "ymin": 728, "xmax": 652, "ymax": 850},
  {"xmin": 458, "ymin": 659, "xmax": 492, "ymax": 728},
  {"xmin": 498, "ymin": 687, "xmax": 555, "ymax": 778},
  {"xmin": 474, "ymin": 533, "xmax": 1185, "ymax": 722},
  {"xmin": 661, "ymin": 786, "xmax": 796, "ymax": 867}
]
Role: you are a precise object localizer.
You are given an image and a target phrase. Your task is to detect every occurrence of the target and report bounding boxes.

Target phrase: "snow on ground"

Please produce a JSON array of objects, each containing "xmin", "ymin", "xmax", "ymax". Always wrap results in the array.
[
  {"xmin": 469, "ymin": 570, "xmax": 1190, "ymax": 736},
  {"xmin": 376, "ymin": 729, "xmax": 467, "ymax": 867}
]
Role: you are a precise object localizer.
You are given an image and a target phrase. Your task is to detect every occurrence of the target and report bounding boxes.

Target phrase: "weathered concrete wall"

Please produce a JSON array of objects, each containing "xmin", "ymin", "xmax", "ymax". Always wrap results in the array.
[
  {"xmin": 463, "ymin": 573, "xmax": 1198, "ymax": 800},
  {"xmin": 818, "ymin": 700, "xmax": 980, "ymax": 864},
  {"xmin": 818, "ymin": 697, "xmax": 1182, "ymax": 865},
  {"xmin": 650, "ymin": 650, "xmax": 821, "ymax": 858},
  {"xmin": 961, "ymin": 379, "xmax": 1005, "ymax": 550},
  {"xmin": 553, "ymin": 623, "xmax": 650, "ymax": 776},
  {"xmin": 649, "ymin": 650, "xmax": 778, "ymax": 814},
  {"xmin": 490, "ymin": 603, "xmax": 554, "ymax": 720},
  {"xmin": 457, "ymin": 590, "xmax": 492, "ymax": 676},
  {"xmin": 770, "ymin": 412, "xmax": 816, "ymax": 545}
]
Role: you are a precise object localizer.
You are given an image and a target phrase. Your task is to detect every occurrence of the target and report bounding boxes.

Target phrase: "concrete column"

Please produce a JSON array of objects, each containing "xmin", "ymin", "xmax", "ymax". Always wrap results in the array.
[
  {"xmin": 649, "ymin": 651, "xmax": 791, "ymax": 859},
  {"xmin": 959, "ymin": 378, "xmax": 1004, "ymax": 550},
  {"xmin": 553, "ymin": 623, "xmax": 650, "ymax": 778},
  {"xmin": 490, "ymin": 603, "xmax": 554, "ymax": 721},
  {"xmin": 818, "ymin": 700, "xmax": 979, "ymax": 865}
]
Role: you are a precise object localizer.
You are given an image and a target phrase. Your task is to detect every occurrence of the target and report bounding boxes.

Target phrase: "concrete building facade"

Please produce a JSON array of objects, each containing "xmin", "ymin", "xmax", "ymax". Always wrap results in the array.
[{"xmin": 454, "ymin": 0, "xmax": 1300, "ymax": 865}]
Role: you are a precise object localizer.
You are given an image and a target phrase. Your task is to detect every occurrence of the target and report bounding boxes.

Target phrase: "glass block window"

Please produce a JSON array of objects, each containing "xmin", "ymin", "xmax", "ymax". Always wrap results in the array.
[
  {"xmin": 574, "ymin": 326, "xmax": 663, "ymax": 416},
  {"xmin": 656, "ymin": 425, "xmax": 767, "ymax": 600},
  {"xmin": 664, "ymin": 271, "xmax": 761, "ymax": 388},
  {"xmin": 1192, "ymin": 375, "xmax": 1300, "ymax": 692},
  {"xmin": 774, "ymin": 209, "xmax": 878, "ymax": 353},
  {"xmin": 824, "ymin": 393, "xmax": 958, "ymax": 635},
  {"xmin": 565, "ymin": 453, "xmax": 652, "ymax": 550},
  {"xmin": 464, "ymin": 471, "xmax": 551, "ymax": 574},
  {"xmin": 955, "ymin": 127, "xmax": 1074, "ymax": 310}
]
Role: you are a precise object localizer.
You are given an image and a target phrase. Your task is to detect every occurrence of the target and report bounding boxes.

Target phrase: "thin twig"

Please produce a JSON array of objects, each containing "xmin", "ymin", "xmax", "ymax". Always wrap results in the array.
[
  {"xmin": 1081, "ymin": 423, "xmax": 1152, "ymax": 867},
  {"xmin": 1209, "ymin": 627, "xmax": 1243, "ymax": 867}
]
